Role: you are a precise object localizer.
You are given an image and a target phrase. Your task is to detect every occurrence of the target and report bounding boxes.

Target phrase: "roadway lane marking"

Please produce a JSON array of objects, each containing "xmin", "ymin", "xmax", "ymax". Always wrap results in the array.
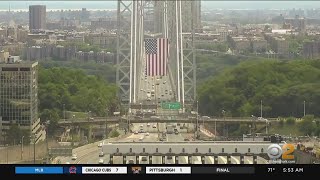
[
  {"xmin": 231, "ymin": 156, "xmax": 240, "ymax": 164},
  {"xmin": 218, "ymin": 156, "xmax": 227, "ymax": 164},
  {"xmin": 182, "ymin": 156, "xmax": 188, "ymax": 164},
  {"xmin": 194, "ymin": 156, "xmax": 202, "ymax": 164},
  {"xmin": 208, "ymin": 156, "xmax": 215, "ymax": 164},
  {"xmin": 257, "ymin": 157, "xmax": 268, "ymax": 164},
  {"xmin": 75, "ymin": 148, "xmax": 101, "ymax": 164},
  {"xmin": 246, "ymin": 158, "xmax": 253, "ymax": 164}
]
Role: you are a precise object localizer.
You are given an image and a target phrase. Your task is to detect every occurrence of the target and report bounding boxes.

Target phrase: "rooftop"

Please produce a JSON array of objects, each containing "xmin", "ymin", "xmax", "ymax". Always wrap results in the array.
[{"xmin": 0, "ymin": 61, "xmax": 38, "ymax": 68}]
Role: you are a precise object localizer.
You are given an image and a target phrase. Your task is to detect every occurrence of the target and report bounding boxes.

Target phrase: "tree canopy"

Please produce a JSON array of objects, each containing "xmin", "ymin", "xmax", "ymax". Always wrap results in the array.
[
  {"xmin": 39, "ymin": 60, "xmax": 116, "ymax": 83},
  {"xmin": 38, "ymin": 67, "xmax": 118, "ymax": 130},
  {"xmin": 198, "ymin": 60, "xmax": 320, "ymax": 118}
]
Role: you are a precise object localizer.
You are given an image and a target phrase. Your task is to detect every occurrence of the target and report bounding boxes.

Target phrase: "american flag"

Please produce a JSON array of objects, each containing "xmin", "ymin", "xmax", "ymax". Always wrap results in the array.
[{"xmin": 145, "ymin": 38, "xmax": 168, "ymax": 76}]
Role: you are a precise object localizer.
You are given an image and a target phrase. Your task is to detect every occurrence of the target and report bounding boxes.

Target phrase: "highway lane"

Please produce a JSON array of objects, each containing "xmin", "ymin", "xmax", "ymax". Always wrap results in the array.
[
  {"xmin": 58, "ymin": 123, "xmax": 268, "ymax": 164},
  {"xmin": 75, "ymin": 123, "xmax": 160, "ymax": 164}
]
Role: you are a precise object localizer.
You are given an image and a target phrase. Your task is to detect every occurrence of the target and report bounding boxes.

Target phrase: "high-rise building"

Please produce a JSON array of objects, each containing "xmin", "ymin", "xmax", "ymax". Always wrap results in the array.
[
  {"xmin": 29, "ymin": 5, "xmax": 46, "ymax": 32},
  {"xmin": 0, "ymin": 61, "xmax": 44, "ymax": 143}
]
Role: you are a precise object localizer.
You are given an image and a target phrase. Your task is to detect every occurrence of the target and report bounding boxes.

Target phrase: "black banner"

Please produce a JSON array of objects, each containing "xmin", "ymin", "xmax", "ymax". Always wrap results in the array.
[{"xmin": 0, "ymin": 164, "xmax": 317, "ymax": 176}]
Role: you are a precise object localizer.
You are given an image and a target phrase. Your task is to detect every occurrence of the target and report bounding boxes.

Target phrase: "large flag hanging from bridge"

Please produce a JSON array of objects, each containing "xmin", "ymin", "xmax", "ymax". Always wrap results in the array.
[{"xmin": 145, "ymin": 38, "xmax": 168, "ymax": 76}]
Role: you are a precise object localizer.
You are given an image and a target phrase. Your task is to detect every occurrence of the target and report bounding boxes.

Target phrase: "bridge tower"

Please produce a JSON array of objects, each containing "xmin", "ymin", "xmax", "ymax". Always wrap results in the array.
[
  {"xmin": 117, "ymin": 0, "xmax": 146, "ymax": 108},
  {"xmin": 156, "ymin": 0, "xmax": 200, "ymax": 109},
  {"xmin": 117, "ymin": 0, "xmax": 201, "ymax": 112}
]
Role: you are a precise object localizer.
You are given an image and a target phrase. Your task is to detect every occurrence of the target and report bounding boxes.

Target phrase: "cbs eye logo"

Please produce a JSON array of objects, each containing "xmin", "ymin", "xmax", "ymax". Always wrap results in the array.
[{"xmin": 267, "ymin": 144, "xmax": 295, "ymax": 160}]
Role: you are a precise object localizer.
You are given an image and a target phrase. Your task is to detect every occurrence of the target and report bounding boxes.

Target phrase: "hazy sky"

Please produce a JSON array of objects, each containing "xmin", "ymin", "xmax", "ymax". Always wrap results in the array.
[{"xmin": 1, "ymin": 1, "xmax": 320, "ymax": 10}]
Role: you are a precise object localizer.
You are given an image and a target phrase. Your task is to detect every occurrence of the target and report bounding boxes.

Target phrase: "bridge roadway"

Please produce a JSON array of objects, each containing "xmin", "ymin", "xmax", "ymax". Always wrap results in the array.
[
  {"xmin": 58, "ymin": 117, "xmax": 274, "ymax": 125},
  {"xmin": 57, "ymin": 123, "xmax": 269, "ymax": 164}
]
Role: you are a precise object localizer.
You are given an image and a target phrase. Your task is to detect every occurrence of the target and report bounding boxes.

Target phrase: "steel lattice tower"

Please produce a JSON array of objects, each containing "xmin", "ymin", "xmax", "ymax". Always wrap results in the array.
[{"xmin": 117, "ymin": 0, "xmax": 200, "ymax": 110}]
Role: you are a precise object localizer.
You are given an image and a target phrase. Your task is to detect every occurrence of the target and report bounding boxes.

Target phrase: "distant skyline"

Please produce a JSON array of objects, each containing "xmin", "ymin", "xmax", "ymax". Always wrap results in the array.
[{"xmin": 1, "ymin": 1, "xmax": 320, "ymax": 11}]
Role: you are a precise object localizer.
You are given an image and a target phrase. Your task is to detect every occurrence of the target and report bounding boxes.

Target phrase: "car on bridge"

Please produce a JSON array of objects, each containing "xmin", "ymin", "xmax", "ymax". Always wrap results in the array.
[
  {"xmin": 258, "ymin": 117, "xmax": 268, "ymax": 121},
  {"xmin": 138, "ymin": 130, "xmax": 144, "ymax": 133},
  {"xmin": 71, "ymin": 154, "xmax": 77, "ymax": 160},
  {"xmin": 99, "ymin": 151, "xmax": 104, "ymax": 157},
  {"xmin": 98, "ymin": 159, "xmax": 104, "ymax": 164},
  {"xmin": 98, "ymin": 142, "xmax": 102, "ymax": 147},
  {"xmin": 141, "ymin": 156, "xmax": 148, "ymax": 162},
  {"xmin": 151, "ymin": 116, "xmax": 160, "ymax": 120}
]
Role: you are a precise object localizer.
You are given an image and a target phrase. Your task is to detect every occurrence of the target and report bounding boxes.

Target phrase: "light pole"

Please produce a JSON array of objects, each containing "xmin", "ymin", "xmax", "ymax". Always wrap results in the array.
[
  {"xmin": 265, "ymin": 119, "xmax": 268, "ymax": 134},
  {"xmin": 222, "ymin": 110, "xmax": 226, "ymax": 138},
  {"xmin": 6, "ymin": 144, "xmax": 8, "ymax": 164},
  {"xmin": 214, "ymin": 118, "xmax": 217, "ymax": 141},
  {"xmin": 251, "ymin": 115, "xmax": 256, "ymax": 141},
  {"xmin": 21, "ymin": 136, "xmax": 24, "ymax": 160},
  {"xmin": 87, "ymin": 111, "xmax": 91, "ymax": 121},
  {"xmin": 260, "ymin": 100, "xmax": 263, "ymax": 118},
  {"xmin": 72, "ymin": 115, "xmax": 75, "ymax": 147},
  {"xmin": 31, "ymin": 134, "xmax": 36, "ymax": 164},
  {"xmin": 63, "ymin": 104, "xmax": 66, "ymax": 120},
  {"xmin": 303, "ymin": 101, "xmax": 306, "ymax": 117},
  {"xmin": 196, "ymin": 101, "xmax": 199, "ymax": 139},
  {"xmin": 45, "ymin": 121, "xmax": 50, "ymax": 164},
  {"xmin": 105, "ymin": 109, "xmax": 108, "ymax": 139},
  {"xmin": 140, "ymin": 103, "xmax": 142, "ymax": 119}
]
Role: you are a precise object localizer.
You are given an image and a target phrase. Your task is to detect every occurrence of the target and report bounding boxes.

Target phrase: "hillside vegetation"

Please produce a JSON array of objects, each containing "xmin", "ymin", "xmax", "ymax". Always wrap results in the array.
[{"xmin": 198, "ymin": 60, "xmax": 320, "ymax": 118}]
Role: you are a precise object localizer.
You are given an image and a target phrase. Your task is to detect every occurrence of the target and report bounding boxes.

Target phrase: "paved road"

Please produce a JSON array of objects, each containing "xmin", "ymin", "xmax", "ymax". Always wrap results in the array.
[{"xmin": 57, "ymin": 123, "xmax": 268, "ymax": 164}]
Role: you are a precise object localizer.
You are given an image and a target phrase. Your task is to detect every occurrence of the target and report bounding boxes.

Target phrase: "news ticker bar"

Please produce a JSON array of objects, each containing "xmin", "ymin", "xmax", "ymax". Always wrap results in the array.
[
  {"xmin": 11, "ymin": 166, "xmax": 313, "ymax": 175},
  {"xmin": 15, "ymin": 166, "xmax": 253, "ymax": 174}
]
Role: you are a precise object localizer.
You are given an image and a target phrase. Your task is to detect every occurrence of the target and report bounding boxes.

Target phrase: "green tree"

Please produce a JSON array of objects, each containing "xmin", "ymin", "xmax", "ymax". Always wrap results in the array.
[
  {"xmin": 40, "ymin": 108, "xmax": 60, "ymax": 135},
  {"xmin": 198, "ymin": 60, "xmax": 320, "ymax": 118},
  {"xmin": 109, "ymin": 130, "xmax": 120, "ymax": 138},
  {"xmin": 279, "ymin": 119, "xmax": 284, "ymax": 127},
  {"xmin": 286, "ymin": 117, "xmax": 296, "ymax": 125},
  {"xmin": 299, "ymin": 115, "xmax": 315, "ymax": 135},
  {"xmin": 38, "ymin": 66, "xmax": 118, "ymax": 124},
  {"xmin": 6, "ymin": 124, "xmax": 24, "ymax": 145}
]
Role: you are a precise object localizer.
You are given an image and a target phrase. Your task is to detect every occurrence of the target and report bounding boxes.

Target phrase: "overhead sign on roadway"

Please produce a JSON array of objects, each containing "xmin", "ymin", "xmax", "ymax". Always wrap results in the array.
[{"xmin": 162, "ymin": 102, "xmax": 181, "ymax": 109}]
